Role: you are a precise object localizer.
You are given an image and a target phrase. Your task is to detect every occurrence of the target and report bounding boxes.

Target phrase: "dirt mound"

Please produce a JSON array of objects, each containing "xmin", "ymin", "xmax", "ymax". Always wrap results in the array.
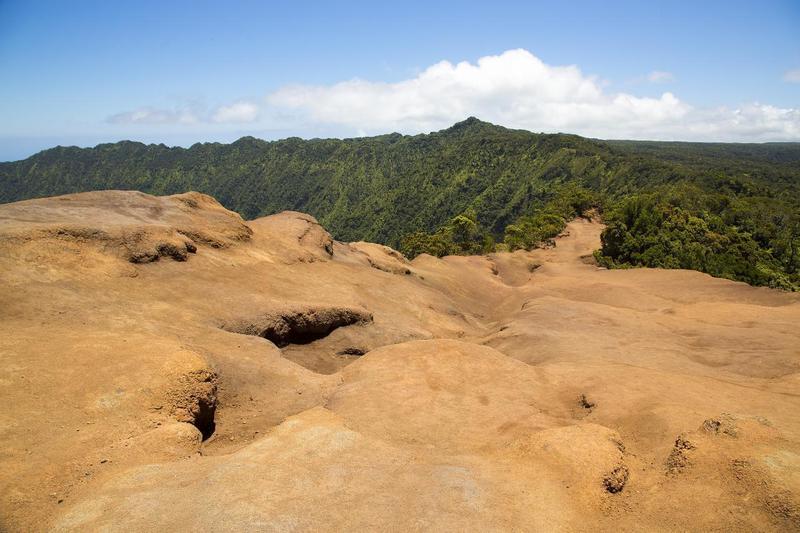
[
  {"xmin": 247, "ymin": 211, "xmax": 335, "ymax": 263},
  {"xmin": 659, "ymin": 413, "xmax": 800, "ymax": 529},
  {"xmin": 1, "ymin": 191, "xmax": 799, "ymax": 531},
  {"xmin": 328, "ymin": 339, "xmax": 565, "ymax": 452},
  {"xmin": 348, "ymin": 241, "xmax": 413, "ymax": 275},
  {"xmin": 50, "ymin": 408, "xmax": 530, "ymax": 532},
  {"xmin": 0, "ymin": 190, "xmax": 252, "ymax": 265}
]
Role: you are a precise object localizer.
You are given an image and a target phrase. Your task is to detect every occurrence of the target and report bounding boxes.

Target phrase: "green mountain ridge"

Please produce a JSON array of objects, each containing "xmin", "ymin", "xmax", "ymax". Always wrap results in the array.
[{"xmin": 1, "ymin": 118, "xmax": 798, "ymax": 289}]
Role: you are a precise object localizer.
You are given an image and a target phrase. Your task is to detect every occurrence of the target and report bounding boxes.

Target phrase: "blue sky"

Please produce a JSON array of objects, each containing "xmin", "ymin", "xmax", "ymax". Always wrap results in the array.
[{"xmin": 0, "ymin": 0, "xmax": 798, "ymax": 161}]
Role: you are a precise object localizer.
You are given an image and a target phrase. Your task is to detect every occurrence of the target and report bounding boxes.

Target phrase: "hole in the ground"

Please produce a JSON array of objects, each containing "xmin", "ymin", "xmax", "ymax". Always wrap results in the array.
[
  {"xmin": 578, "ymin": 394, "xmax": 596, "ymax": 411},
  {"xmin": 194, "ymin": 397, "xmax": 217, "ymax": 441},
  {"xmin": 173, "ymin": 370, "xmax": 218, "ymax": 442},
  {"xmin": 223, "ymin": 306, "xmax": 373, "ymax": 348},
  {"xmin": 337, "ymin": 347, "xmax": 367, "ymax": 356}
]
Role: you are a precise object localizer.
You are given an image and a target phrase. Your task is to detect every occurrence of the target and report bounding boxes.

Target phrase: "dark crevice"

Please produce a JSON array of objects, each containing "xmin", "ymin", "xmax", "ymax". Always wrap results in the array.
[
  {"xmin": 578, "ymin": 394, "xmax": 596, "ymax": 412},
  {"xmin": 223, "ymin": 306, "xmax": 373, "ymax": 348},
  {"xmin": 337, "ymin": 347, "xmax": 368, "ymax": 356},
  {"xmin": 194, "ymin": 397, "xmax": 217, "ymax": 441},
  {"xmin": 176, "ymin": 370, "xmax": 219, "ymax": 442}
]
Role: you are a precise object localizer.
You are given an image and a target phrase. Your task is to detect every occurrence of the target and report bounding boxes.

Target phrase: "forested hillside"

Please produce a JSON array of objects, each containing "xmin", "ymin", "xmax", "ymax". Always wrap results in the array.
[{"xmin": 1, "ymin": 118, "xmax": 798, "ymax": 289}]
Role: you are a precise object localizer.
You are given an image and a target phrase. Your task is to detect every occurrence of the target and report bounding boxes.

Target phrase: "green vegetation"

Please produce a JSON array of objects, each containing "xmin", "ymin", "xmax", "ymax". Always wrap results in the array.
[
  {"xmin": 400, "ymin": 209, "xmax": 495, "ymax": 258},
  {"xmin": 1, "ymin": 118, "xmax": 798, "ymax": 290},
  {"xmin": 503, "ymin": 185, "xmax": 599, "ymax": 251},
  {"xmin": 595, "ymin": 185, "xmax": 799, "ymax": 290}
]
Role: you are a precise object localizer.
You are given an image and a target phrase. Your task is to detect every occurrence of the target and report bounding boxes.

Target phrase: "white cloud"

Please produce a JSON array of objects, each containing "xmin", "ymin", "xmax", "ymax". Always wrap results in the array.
[
  {"xmin": 108, "ymin": 107, "xmax": 199, "ymax": 125},
  {"xmin": 784, "ymin": 69, "xmax": 800, "ymax": 83},
  {"xmin": 212, "ymin": 101, "xmax": 259, "ymax": 123},
  {"xmin": 647, "ymin": 70, "xmax": 675, "ymax": 83},
  {"xmin": 108, "ymin": 101, "xmax": 259, "ymax": 126},
  {"xmin": 265, "ymin": 49, "xmax": 800, "ymax": 141},
  {"xmin": 107, "ymin": 50, "xmax": 800, "ymax": 142}
]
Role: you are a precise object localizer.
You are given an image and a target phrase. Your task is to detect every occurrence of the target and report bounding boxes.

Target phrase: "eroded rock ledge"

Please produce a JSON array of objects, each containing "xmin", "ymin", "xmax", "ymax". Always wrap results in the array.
[{"xmin": 222, "ymin": 306, "xmax": 373, "ymax": 347}]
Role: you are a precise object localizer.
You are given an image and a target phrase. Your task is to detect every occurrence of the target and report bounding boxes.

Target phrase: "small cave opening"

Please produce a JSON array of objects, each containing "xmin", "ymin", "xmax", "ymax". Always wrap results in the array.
[
  {"xmin": 270, "ymin": 322, "xmax": 338, "ymax": 347},
  {"xmin": 224, "ymin": 307, "xmax": 373, "ymax": 348},
  {"xmin": 194, "ymin": 397, "xmax": 217, "ymax": 441}
]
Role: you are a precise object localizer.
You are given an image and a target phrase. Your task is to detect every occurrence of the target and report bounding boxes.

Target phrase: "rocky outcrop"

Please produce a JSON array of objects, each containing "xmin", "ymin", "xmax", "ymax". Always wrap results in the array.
[{"xmin": 0, "ymin": 190, "xmax": 252, "ymax": 264}]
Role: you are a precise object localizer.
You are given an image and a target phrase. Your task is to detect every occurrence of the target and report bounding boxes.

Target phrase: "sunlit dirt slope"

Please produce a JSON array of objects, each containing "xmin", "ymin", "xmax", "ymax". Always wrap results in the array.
[{"xmin": 1, "ymin": 191, "xmax": 798, "ymax": 531}]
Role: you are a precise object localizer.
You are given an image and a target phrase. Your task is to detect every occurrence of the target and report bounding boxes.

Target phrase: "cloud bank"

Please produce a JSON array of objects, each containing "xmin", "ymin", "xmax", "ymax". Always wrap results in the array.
[
  {"xmin": 109, "ymin": 49, "xmax": 800, "ymax": 142},
  {"xmin": 109, "ymin": 101, "xmax": 259, "ymax": 126},
  {"xmin": 212, "ymin": 101, "xmax": 259, "ymax": 123},
  {"xmin": 108, "ymin": 107, "xmax": 199, "ymax": 125},
  {"xmin": 267, "ymin": 49, "xmax": 799, "ymax": 141}
]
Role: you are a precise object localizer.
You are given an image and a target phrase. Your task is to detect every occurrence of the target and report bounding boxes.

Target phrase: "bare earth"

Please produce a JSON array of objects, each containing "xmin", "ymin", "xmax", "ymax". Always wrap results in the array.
[{"xmin": 1, "ymin": 191, "xmax": 799, "ymax": 531}]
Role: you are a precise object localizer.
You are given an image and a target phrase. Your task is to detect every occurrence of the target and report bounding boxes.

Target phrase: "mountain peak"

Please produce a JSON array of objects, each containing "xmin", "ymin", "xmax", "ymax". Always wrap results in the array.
[{"xmin": 444, "ymin": 116, "xmax": 492, "ymax": 133}]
